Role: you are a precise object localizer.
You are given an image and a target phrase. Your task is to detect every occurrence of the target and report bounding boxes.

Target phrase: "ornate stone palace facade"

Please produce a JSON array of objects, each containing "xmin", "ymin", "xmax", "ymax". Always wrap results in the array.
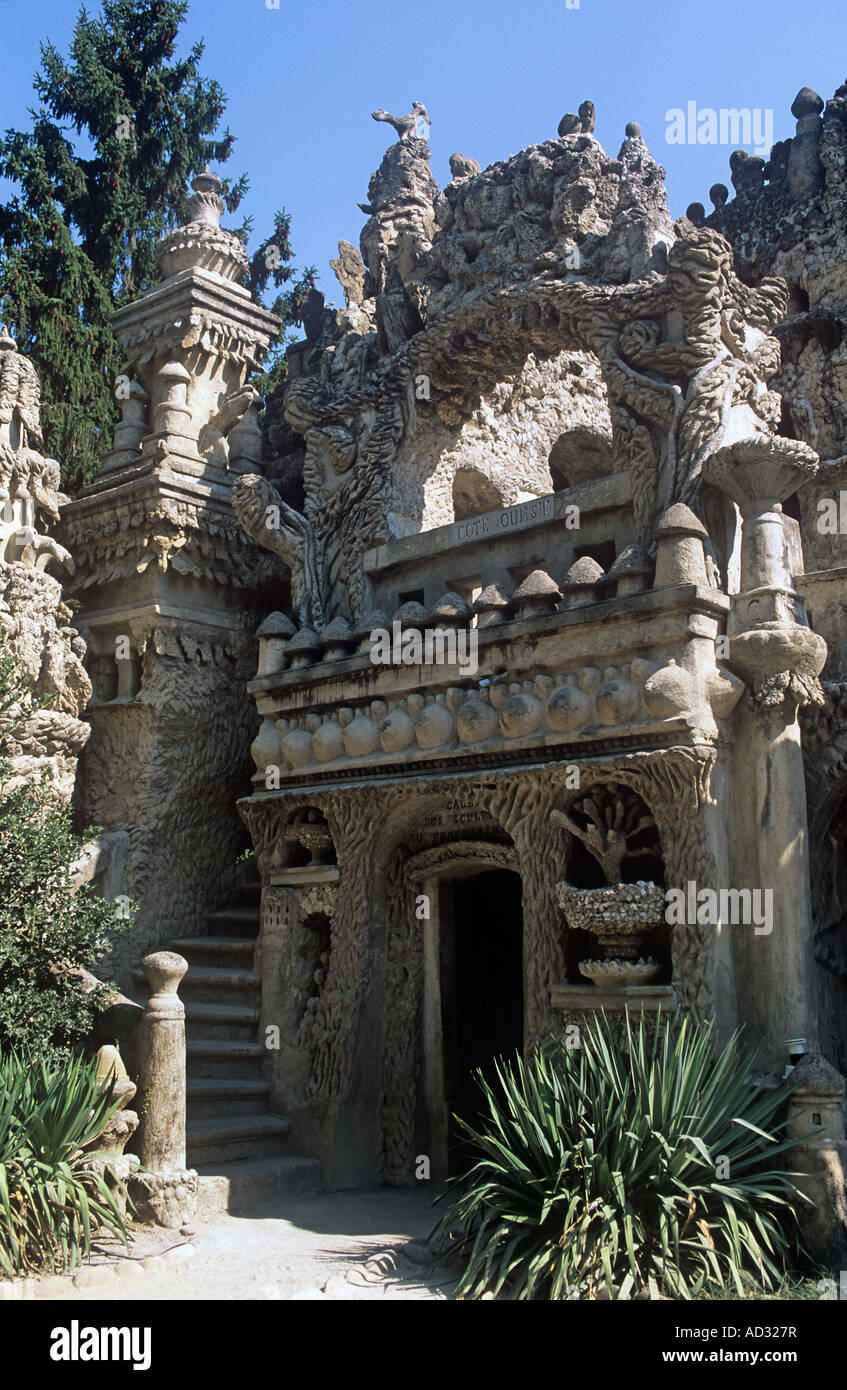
[{"xmin": 6, "ymin": 84, "xmax": 847, "ymax": 1201}]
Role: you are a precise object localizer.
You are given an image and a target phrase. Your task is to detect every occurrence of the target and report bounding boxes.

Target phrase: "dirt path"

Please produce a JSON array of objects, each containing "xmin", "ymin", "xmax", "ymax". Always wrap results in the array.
[{"xmin": 38, "ymin": 1188, "xmax": 457, "ymax": 1302}]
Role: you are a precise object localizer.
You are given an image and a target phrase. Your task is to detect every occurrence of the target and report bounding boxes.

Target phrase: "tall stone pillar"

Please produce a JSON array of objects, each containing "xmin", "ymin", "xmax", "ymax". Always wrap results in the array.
[
  {"xmin": 704, "ymin": 437, "xmax": 827, "ymax": 1066},
  {"xmin": 130, "ymin": 951, "xmax": 197, "ymax": 1228},
  {"xmin": 61, "ymin": 172, "xmax": 282, "ymax": 987}
]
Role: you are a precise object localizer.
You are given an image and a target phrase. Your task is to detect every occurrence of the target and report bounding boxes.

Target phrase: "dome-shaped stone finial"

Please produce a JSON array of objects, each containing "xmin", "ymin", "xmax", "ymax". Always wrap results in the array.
[
  {"xmin": 141, "ymin": 950, "xmax": 188, "ymax": 1013},
  {"xmin": 686, "ymin": 202, "xmax": 706, "ymax": 226},
  {"xmin": 625, "ymin": 121, "xmax": 642, "ymax": 139},
  {"xmin": 155, "ymin": 165, "xmax": 247, "ymax": 282},
  {"xmin": 791, "ymin": 86, "xmax": 824, "ymax": 120},
  {"xmin": 710, "ymin": 182, "xmax": 729, "ymax": 210}
]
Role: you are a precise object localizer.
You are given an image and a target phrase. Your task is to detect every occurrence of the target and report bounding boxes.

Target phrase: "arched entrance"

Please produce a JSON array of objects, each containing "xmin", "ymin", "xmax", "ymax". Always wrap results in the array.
[
  {"xmin": 407, "ymin": 840, "xmax": 523, "ymax": 1178},
  {"xmin": 442, "ymin": 869, "xmax": 523, "ymax": 1171}
]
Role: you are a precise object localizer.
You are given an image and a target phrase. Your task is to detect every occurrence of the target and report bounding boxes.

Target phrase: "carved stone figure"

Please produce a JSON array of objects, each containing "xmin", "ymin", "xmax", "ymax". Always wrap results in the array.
[
  {"xmin": 0, "ymin": 328, "xmax": 73, "ymax": 574},
  {"xmin": 371, "ymin": 101, "xmax": 430, "ymax": 143},
  {"xmin": 231, "ymin": 472, "xmax": 325, "ymax": 629},
  {"xmin": 448, "ymin": 152, "xmax": 481, "ymax": 180}
]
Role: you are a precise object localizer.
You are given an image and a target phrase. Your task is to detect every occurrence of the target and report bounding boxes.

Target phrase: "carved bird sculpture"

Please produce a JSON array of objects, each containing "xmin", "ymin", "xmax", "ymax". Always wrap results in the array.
[
  {"xmin": 231, "ymin": 473, "xmax": 325, "ymax": 630},
  {"xmin": 198, "ymin": 386, "xmax": 257, "ymax": 467},
  {"xmin": 372, "ymin": 101, "xmax": 430, "ymax": 142}
]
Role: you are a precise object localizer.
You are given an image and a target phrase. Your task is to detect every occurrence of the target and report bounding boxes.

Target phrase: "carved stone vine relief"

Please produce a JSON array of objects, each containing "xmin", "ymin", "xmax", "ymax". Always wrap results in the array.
[{"xmin": 381, "ymin": 851, "xmax": 423, "ymax": 1186}]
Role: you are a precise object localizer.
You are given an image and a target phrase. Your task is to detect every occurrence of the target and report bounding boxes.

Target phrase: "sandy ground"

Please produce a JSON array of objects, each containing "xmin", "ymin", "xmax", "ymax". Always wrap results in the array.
[{"xmin": 38, "ymin": 1188, "xmax": 457, "ymax": 1302}]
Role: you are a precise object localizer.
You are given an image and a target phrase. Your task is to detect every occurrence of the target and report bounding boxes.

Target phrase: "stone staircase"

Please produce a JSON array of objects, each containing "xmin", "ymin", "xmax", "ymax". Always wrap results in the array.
[{"xmin": 140, "ymin": 873, "xmax": 319, "ymax": 1212}]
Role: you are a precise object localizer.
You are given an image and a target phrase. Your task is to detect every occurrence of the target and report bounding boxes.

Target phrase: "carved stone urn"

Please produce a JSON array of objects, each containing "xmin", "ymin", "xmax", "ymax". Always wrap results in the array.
[
  {"xmin": 556, "ymin": 881, "xmax": 664, "ymax": 984},
  {"xmin": 284, "ymin": 810, "xmax": 335, "ymax": 865}
]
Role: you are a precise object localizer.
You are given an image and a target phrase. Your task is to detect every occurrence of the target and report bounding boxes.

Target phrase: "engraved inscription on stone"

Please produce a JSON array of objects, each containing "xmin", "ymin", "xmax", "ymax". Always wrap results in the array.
[
  {"xmin": 451, "ymin": 496, "xmax": 554, "ymax": 547},
  {"xmin": 408, "ymin": 800, "xmax": 502, "ymax": 848}
]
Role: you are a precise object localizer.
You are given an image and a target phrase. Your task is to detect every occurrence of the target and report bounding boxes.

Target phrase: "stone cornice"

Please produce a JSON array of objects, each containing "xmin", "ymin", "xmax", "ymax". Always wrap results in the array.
[
  {"xmin": 110, "ymin": 267, "xmax": 280, "ymax": 369},
  {"xmin": 61, "ymin": 477, "xmax": 278, "ymax": 594}
]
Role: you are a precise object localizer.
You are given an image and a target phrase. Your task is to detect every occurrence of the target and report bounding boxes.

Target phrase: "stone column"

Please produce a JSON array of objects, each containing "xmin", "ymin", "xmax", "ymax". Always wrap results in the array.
[
  {"xmin": 60, "ymin": 168, "xmax": 281, "ymax": 993},
  {"xmin": 704, "ymin": 438, "xmax": 827, "ymax": 1066},
  {"xmin": 130, "ymin": 951, "xmax": 198, "ymax": 1228}
]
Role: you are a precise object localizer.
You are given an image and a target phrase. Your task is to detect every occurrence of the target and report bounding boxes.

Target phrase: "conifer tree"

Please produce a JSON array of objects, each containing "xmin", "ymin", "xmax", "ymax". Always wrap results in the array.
[{"xmin": 0, "ymin": 0, "xmax": 312, "ymax": 491}]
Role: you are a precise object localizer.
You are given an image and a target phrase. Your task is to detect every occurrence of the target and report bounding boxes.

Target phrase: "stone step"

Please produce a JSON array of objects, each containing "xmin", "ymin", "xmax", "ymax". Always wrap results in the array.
[
  {"xmin": 178, "ymin": 967, "xmax": 261, "ymax": 1003},
  {"xmin": 205, "ymin": 906, "xmax": 260, "ymax": 938},
  {"xmin": 184, "ymin": 1001, "xmax": 259, "ymax": 1041},
  {"xmin": 195, "ymin": 1156, "xmax": 320, "ymax": 1216},
  {"xmin": 187, "ymin": 1078, "xmax": 271, "ymax": 1117},
  {"xmin": 172, "ymin": 936, "xmax": 256, "ymax": 965},
  {"xmin": 186, "ymin": 1038, "xmax": 265, "ymax": 1079},
  {"xmin": 188, "ymin": 1113, "xmax": 291, "ymax": 1166},
  {"xmin": 132, "ymin": 964, "xmax": 260, "ymax": 1003}
]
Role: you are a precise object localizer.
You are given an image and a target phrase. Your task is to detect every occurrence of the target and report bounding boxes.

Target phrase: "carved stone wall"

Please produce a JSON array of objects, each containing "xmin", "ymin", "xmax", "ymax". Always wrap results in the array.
[
  {"xmin": 702, "ymin": 80, "xmax": 847, "ymax": 1071},
  {"xmin": 0, "ymin": 335, "xmax": 90, "ymax": 801},
  {"xmin": 76, "ymin": 618, "xmax": 258, "ymax": 986},
  {"xmin": 0, "ymin": 563, "xmax": 91, "ymax": 800}
]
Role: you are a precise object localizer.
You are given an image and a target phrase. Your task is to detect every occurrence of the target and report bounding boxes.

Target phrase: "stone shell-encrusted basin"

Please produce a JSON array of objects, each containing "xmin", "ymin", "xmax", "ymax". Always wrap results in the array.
[
  {"xmin": 284, "ymin": 821, "xmax": 334, "ymax": 864},
  {"xmin": 556, "ymin": 880, "xmax": 665, "ymax": 962},
  {"xmin": 579, "ymin": 958, "xmax": 662, "ymax": 987},
  {"xmin": 556, "ymin": 880, "xmax": 665, "ymax": 929}
]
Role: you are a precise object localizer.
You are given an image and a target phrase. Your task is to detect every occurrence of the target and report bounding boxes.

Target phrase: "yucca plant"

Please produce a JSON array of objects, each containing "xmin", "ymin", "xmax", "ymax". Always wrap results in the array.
[
  {"xmin": 0, "ymin": 1047, "xmax": 131, "ymax": 1277},
  {"xmin": 431, "ymin": 1011, "xmax": 809, "ymax": 1300}
]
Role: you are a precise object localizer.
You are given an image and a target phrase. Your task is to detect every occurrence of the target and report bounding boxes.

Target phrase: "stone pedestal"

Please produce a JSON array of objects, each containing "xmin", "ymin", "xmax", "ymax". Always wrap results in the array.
[
  {"xmin": 130, "ymin": 951, "xmax": 197, "ymax": 1228},
  {"xmin": 787, "ymin": 1054, "xmax": 847, "ymax": 1268}
]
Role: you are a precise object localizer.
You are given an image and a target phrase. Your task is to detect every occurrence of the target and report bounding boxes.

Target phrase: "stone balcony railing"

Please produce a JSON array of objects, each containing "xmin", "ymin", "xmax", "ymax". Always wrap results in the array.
[{"xmin": 362, "ymin": 473, "xmax": 632, "ymax": 617}]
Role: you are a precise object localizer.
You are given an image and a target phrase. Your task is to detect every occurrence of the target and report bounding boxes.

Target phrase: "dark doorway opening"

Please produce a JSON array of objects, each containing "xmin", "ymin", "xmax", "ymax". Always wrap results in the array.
[{"xmin": 441, "ymin": 869, "xmax": 523, "ymax": 1174}]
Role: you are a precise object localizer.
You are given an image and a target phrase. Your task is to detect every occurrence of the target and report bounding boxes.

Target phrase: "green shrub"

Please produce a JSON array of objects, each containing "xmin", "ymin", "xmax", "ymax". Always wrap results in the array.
[
  {"xmin": 0, "ymin": 629, "xmax": 129, "ymax": 1056},
  {"xmin": 0, "ymin": 1047, "xmax": 131, "ymax": 1276},
  {"xmin": 432, "ymin": 1012, "xmax": 809, "ymax": 1300}
]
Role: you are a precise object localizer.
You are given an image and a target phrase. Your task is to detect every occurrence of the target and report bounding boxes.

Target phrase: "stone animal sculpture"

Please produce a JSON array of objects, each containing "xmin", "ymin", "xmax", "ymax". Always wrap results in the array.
[
  {"xmin": 198, "ymin": 385, "xmax": 257, "ymax": 467},
  {"xmin": 231, "ymin": 472, "xmax": 325, "ymax": 630},
  {"xmin": 371, "ymin": 101, "xmax": 430, "ymax": 142},
  {"xmin": 558, "ymin": 100, "xmax": 596, "ymax": 137}
]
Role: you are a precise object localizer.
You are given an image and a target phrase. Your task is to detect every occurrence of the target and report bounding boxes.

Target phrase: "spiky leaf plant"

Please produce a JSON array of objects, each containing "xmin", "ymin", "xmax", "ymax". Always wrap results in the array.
[
  {"xmin": 432, "ymin": 1011, "xmax": 808, "ymax": 1300},
  {"xmin": 0, "ymin": 1048, "xmax": 131, "ymax": 1277}
]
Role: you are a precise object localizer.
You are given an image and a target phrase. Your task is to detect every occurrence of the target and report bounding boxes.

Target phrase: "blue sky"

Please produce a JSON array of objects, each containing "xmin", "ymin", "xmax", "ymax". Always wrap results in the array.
[{"xmin": 1, "ymin": 0, "xmax": 845, "ymax": 305}]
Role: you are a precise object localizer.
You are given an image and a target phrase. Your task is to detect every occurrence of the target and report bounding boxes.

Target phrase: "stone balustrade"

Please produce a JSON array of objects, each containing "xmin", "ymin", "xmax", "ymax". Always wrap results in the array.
[{"xmin": 248, "ymin": 579, "xmax": 743, "ymax": 786}]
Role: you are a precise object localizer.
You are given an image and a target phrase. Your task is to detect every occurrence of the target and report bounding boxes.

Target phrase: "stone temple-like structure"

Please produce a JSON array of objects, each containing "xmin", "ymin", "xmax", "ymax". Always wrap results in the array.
[{"xmin": 4, "ymin": 87, "xmax": 844, "ymax": 1242}]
